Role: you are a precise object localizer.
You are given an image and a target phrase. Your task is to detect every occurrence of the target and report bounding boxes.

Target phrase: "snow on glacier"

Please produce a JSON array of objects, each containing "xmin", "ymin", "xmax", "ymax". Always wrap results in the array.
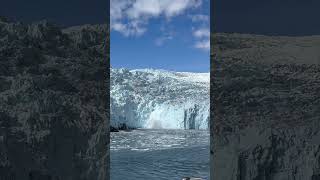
[{"xmin": 111, "ymin": 68, "xmax": 209, "ymax": 129}]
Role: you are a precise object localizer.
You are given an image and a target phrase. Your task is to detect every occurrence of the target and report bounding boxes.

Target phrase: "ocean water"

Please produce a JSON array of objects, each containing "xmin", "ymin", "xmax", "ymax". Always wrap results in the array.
[{"xmin": 110, "ymin": 129, "xmax": 209, "ymax": 180}]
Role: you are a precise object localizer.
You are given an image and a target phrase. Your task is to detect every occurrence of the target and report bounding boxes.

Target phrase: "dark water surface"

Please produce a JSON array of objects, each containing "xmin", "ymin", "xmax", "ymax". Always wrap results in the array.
[{"xmin": 110, "ymin": 129, "xmax": 209, "ymax": 180}]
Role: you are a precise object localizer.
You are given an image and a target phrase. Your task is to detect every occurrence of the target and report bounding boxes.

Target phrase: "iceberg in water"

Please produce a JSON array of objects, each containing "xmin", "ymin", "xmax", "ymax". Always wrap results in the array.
[{"xmin": 111, "ymin": 68, "xmax": 209, "ymax": 129}]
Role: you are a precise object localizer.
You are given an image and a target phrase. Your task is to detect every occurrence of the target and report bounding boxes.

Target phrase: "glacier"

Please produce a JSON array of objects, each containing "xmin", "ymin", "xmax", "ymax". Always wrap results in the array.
[{"xmin": 110, "ymin": 68, "xmax": 209, "ymax": 129}]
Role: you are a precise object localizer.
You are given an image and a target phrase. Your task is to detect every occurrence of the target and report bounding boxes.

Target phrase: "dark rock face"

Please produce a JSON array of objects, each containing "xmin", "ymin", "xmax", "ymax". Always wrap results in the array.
[
  {"xmin": 110, "ymin": 123, "xmax": 134, "ymax": 132},
  {"xmin": 211, "ymin": 33, "xmax": 320, "ymax": 180},
  {"xmin": 0, "ymin": 19, "xmax": 109, "ymax": 180}
]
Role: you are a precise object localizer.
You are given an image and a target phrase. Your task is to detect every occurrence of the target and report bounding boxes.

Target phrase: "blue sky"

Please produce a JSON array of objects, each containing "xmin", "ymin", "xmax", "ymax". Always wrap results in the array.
[{"xmin": 110, "ymin": 0, "xmax": 210, "ymax": 72}]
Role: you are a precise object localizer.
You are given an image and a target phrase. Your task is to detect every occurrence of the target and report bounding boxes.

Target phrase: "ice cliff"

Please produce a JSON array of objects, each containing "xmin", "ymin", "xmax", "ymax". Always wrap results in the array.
[{"xmin": 111, "ymin": 68, "xmax": 209, "ymax": 129}]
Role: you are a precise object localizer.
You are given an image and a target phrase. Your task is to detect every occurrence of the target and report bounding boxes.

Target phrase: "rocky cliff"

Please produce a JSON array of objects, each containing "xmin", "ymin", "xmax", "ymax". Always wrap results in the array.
[
  {"xmin": 211, "ymin": 33, "xmax": 320, "ymax": 180},
  {"xmin": 0, "ymin": 19, "xmax": 109, "ymax": 180}
]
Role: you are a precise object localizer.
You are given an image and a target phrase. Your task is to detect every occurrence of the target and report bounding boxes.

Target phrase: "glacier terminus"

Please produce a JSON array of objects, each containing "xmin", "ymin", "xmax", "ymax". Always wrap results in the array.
[{"xmin": 111, "ymin": 68, "xmax": 210, "ymax": 130}]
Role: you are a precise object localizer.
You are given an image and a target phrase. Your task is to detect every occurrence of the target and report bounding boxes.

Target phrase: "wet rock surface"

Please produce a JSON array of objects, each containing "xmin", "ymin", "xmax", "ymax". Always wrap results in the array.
[
  {"xmin": 0, "ymin": 19, "xmax": 109, "ymax": 180},
  {"xmin": 110, "ymin": 123, "xmax": 135, "ymax": 132},
  {"xmin": 211, "ymin": 33, "xmax": 320, "ymax": 180}
]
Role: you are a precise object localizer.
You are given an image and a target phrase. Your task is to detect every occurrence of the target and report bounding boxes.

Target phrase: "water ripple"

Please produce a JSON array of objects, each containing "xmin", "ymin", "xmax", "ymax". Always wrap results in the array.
[{"xmin": 111, "ymin": 129, "xmax": 209, "ymax": 180}]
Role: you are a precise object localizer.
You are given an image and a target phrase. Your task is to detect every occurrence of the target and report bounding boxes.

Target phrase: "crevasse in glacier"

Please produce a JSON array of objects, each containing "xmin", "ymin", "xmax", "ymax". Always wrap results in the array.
[{"xmin": 111, "ymin": 68, "xmax": 209, "ymax": 129}]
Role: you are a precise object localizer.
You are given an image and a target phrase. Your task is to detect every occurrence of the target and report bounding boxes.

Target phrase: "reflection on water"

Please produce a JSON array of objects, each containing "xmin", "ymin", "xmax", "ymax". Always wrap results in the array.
[{"xmin": 110, "ymin": 129, "xmax": 209, "ymax": 180}]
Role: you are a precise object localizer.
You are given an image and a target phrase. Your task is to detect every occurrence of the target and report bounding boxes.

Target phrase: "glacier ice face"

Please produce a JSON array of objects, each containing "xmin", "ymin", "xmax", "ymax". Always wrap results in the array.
[{"xmin": 111, "ymin": 68, "xmax": 209, "ymax": 129}]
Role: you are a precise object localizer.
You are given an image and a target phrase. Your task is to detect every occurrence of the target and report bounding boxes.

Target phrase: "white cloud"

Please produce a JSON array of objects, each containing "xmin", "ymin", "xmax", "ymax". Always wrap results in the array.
[
  {"xmin": 110, "ymin": 0, "xmax": 131, "ymax": 21},
  {"xmin": 111, "ymin": 21, "xmax": 146, "ymax": 37},
  {"xmin": 111, "ymin": 0, "xmax": 210, "ymax": 52},
  {"xmin": 195, "ymin": 39, "xmax": 210, "ymax": 50},
  {"xmin": 154, "ymin": 35, "xmax": 173, "ymax": 46},
  {"xmin": 111, "ymin": 0, "xmax": 202, "ymax": 36},
  {"xmin": 193, "ymin": 28, "xmax": 210, "ymax": 51},
  {"xmin": 193, "ymin": 28, "xmax": 210, "ymax": 38},
  {"xmin": 189, "ymin": 14, "xmax": 209, "ymax": 23},
  {"xmin": 126, "ymin": 0, "xmax": 202, "ymax": 19}
]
